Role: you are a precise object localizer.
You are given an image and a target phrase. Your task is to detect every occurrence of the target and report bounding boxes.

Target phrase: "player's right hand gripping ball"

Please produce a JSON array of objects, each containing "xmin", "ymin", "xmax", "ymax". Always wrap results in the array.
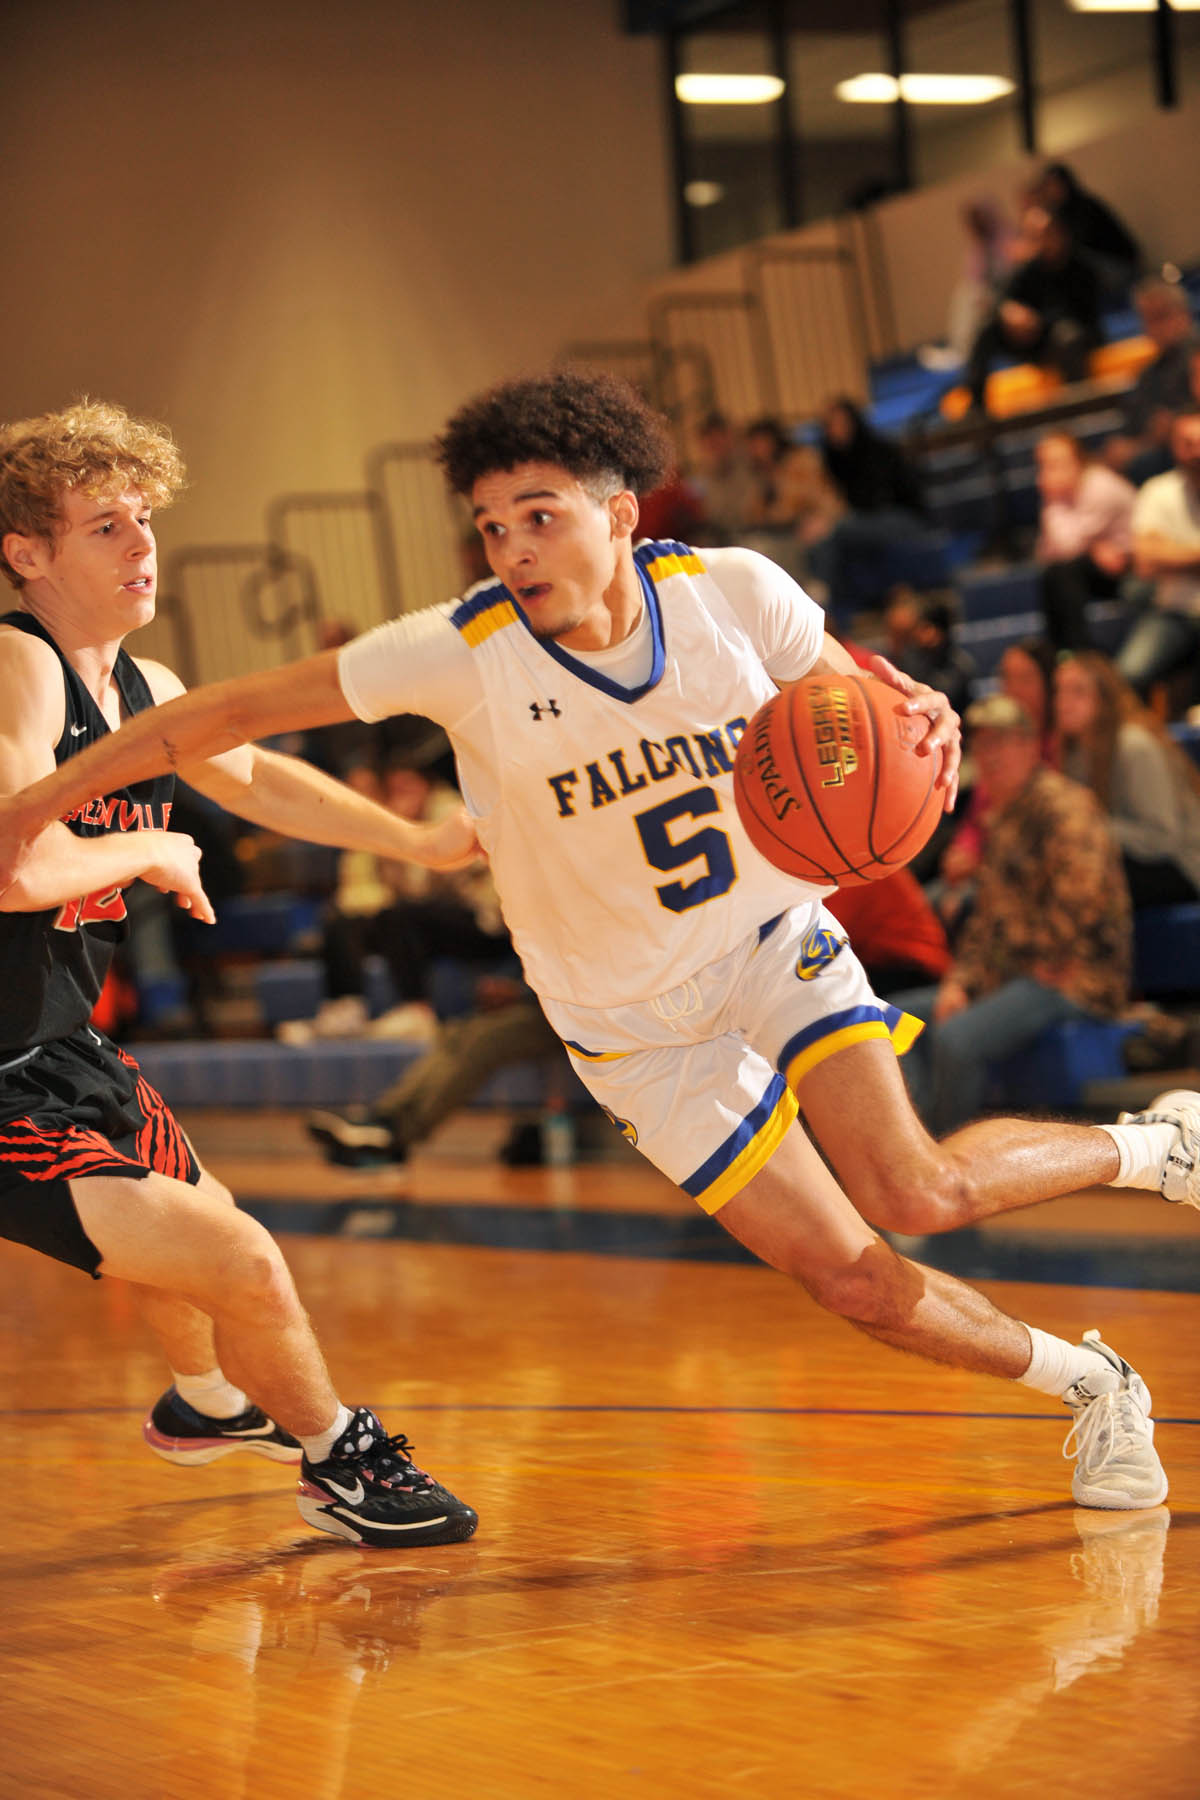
[{"xmin": 733, "ymin": 673, "xmax": 943, "ymax": 887}]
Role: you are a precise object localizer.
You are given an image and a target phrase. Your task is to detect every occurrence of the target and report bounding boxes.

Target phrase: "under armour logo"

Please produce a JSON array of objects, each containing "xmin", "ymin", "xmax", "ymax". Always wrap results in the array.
[{"xmin": 530, "ymin": 699, "xmax": 561, "ymax": 721}]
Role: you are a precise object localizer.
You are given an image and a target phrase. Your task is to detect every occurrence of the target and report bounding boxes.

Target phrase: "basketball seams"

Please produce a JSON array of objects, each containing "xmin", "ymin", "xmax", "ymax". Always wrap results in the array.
[
  {"xmin": 783, "ymin": 687, "xmax": 864, "ymax": 882},
  {"xmin": 732, "ymin": 693, "xmax": 831, "ymax": 882},
  {"xmin": 733, "ymin": 673, "xmax": 942, "ymax": 886}
]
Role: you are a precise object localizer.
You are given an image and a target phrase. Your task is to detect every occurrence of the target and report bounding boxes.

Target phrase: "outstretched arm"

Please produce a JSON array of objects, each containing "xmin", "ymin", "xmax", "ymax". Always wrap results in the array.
[
  {"xmin": 0, "ymin": 650, "xmax": 352, "ymax": 891},
  {"xmin": 136, "ymin": 661, "xmax": 478, "ymax": 868}
]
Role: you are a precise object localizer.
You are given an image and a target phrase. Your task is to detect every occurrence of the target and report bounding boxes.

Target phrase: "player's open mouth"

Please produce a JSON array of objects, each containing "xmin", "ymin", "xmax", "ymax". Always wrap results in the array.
[
  {"xmin": 123, "ymin": 577, "xmax": 154, "ymax": 592},
  {"xmin": 518, "ymin": 584, "xmax": 550, "ymax": 602}
]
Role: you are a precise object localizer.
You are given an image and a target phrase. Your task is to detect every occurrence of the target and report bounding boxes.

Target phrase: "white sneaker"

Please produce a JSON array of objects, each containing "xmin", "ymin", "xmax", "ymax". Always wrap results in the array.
[
  {"xmin": 1116, "ymin": 1087, "xmax": 1200, "ymax": 1207},
  {"xmin": 1062, "ymin": 1331, "xmax": 1168, "ymax": 1510}
]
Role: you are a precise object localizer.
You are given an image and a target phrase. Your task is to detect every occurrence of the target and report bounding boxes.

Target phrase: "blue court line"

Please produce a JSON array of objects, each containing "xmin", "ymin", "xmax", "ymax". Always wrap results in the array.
[
  {"xmin": 236, "ymin": 1195, "xmax": 1200, "ymax": 1295},
  {"xmin": 7, "ymin": 1402, "xmax": 1198, "ymax": 1425}
]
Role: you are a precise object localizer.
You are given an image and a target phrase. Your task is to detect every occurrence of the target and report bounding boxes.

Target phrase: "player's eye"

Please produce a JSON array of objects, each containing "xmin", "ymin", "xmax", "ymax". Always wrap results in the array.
[{"xmin": 529, "ymin": 510, "xmax": 552, "ymax": 527}]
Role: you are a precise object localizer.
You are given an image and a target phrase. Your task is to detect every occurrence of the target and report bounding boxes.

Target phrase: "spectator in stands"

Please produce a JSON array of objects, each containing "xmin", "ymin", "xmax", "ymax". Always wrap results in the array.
[
  {"xmin": 741, "ymin": 417, "xmax": 793, "ymax": 530},
  {"xmin": 807, "ymin": 398, "xmax": 937, "ymax": 626},
  {"xmin": 1033, "ymin": 162, "xmax": 1142, "ymax": 298},
  {"xmin": 824, "ymin": 869, "xmax": 951, "ymax": 999},
  {"xmin": 882, "ymin": 587, "xmax": 977, "ymax": 717},
  {"xmin": 1104, "ymin": 278, "xmax": 1196, "ymax": 487},
  {"xmin": 635, "ymin": 464, "xmax": 706, "ymax": 544},
  {"xmin": 280, "ymin": 740, "xmax": 506, "ymax": 1045},
  {"xmin": 964, "ymin": 209, "xmax": 1103, "ymax": 415},
  {"xmin": 1119, "ymin": 406, "xmax": 1200, "ymax": 703},
  {"xmin": 930, "ymin": 637, "xmax": 1057, "ymax": 943},
  {"xmin": 919, "ymin": 195, "xmax": 1019, "ymax": 371},
  {"xmin": 1055, "ymin": 650, "xmax": 1200, "ymax": 908},
  {"xmin": 998, "ymin": 636, "xmax": 1059, "ymax": 761},
  {"xmin": 691, "ymin": 411, "xmax": 757, "ymax": 544},
  {"xmin": 897, "ymin": 693, "xmax": 1132, "ymax": 1134},
  {"xmin": 1034, "ymin": 430, "xmax": 1135, "ymax": 649},
  {"xmin": 305, "ymin": 963, "xmax": 568, "ymax": 1168}
]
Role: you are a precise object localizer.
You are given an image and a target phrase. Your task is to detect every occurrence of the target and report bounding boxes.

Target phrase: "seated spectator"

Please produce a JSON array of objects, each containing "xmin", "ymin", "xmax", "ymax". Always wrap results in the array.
[
  {"xmin": 929, "ymin": 637, "xmax": 1057, "ymax": 942},
  {"xmin": 964, "ymin": 209, "xmax": 1103, "ymax": 415},
  {"xmin": 691, "ymin": 411, "xmax": 757, "ymax": 544},
  {"xmin": 882, "ymin": 587, "xmax": 978, "ymax": 717},
  {"xmin": 280, "ymin": 740, "xmax": 507, "ymax": 1045},
  {"xmin": 807, "ymin": 398, "xmax": 938, "ymax": 626},
  {"xmin": 1104, "ymin": 278, "xmax": 1196, "ymax": 487},
  {"xmin": 824, "ymin": 868, "xmax": 951, "ymax": 998},
  {"xmin": 896, "ymin": 693, "xmax": 1131, "ymax": 1135},
  {"xmin": 1118, "ymin": 406, "xmax": 1200, "ymax": 704},
  {"xmin": 998, "ymin": 636, "xmax": 1059, "ymax": 761},
  {"xmin": 1034, "ymin": 431, "xmax": 1136, "ymax": 649},
  {"xmin": 636, "ymin": 464, "xmax": 706, "ymax": 544},
  {"xmin": 741, "ymin": 417, "xmax": 793, "ymax": 531},
  {"xmin": 1055, "ymin": 651, "xmax": 1200, "ymax": 908},
  {"xmin": 1033, "ymin": 161, "xmax": 1142, "ymax": 298},
  {"xmin": 919, "ymin": 195, "xmax": 1019, "ymax": 371},
  {"xmin": 306, "ymin": 966, "xmax": 568, "ymax": 1168}
]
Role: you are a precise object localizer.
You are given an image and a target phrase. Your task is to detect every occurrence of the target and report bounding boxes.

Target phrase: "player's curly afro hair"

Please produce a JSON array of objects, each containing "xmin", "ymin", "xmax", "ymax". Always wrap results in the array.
[{"xmin": 435, "ymin": 369, "xmax": 675, "ymax": 499}]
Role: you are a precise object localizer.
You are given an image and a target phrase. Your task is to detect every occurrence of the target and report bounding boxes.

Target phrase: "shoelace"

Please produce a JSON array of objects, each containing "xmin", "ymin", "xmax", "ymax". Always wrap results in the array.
[
  {"xmin": 1062, "ymin": 1389, "xmax": 1145, "ymax": 1473},
  {"xmin": 345, "ymin": 1428, "xmax": 433, "ymax": 1490}
]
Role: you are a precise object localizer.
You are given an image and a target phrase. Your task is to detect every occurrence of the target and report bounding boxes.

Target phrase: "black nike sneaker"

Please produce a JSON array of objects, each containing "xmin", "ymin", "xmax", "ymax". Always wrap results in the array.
[
  {"xmin": 143, "ymin": 1387, "xmax": 302, "ymax": 1465},
  {"xmin": 296, "ymin": 1406, "xmax": 478, "ymax": 1547}
]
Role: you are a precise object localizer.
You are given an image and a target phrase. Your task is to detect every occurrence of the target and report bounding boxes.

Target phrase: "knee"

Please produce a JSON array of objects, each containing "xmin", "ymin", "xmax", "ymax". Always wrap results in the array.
[
  {"xmin": 850, "ymin": 1145, "xmax": 973, "ymax": 1237},
  {"xmin": 802, "ymin": 1240, "xmax": 921, "ymax": 1330},
  {"xmin": 210, "ymin": 1215, "xmax": 299, "ymax": 1326}
]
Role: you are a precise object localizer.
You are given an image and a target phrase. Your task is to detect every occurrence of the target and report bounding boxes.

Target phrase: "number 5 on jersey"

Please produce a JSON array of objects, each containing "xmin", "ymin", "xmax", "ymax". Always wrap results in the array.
[{"xmin": 634, "ymin": 789, "xmax": 737, "ymax": 914}]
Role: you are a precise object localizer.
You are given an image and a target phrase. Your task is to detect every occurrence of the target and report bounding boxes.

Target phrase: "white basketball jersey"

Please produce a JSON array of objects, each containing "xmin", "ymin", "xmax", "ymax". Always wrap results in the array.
[{"xmin": 438, "ymin": 540, "xmax": 830, "ymax": 1007}]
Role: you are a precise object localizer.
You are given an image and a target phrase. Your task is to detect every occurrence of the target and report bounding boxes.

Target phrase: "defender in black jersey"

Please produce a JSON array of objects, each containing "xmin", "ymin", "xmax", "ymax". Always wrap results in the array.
[{"xmin": 0, "ymin": 400, "xmax": 478, "ymax": 1547}]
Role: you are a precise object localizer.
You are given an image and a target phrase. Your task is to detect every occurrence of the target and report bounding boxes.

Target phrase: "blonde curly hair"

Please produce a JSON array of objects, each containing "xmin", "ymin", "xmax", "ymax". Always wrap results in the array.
[{"xmin": 0, "ymin": 398, "xmax": 186, "ymax": 589}]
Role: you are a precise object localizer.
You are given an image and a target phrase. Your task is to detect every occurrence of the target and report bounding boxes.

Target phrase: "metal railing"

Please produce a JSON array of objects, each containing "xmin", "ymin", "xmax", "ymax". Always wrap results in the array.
[{"xmin": 152, "ymin": 220, "xmax": 902, "ymax": 681}]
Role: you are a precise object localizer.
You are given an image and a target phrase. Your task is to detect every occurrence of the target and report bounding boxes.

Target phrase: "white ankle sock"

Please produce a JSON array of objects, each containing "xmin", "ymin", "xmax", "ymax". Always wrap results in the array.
[
  {"xmin": 1018, "ymin": 1326, "xmax": 1112, "ymax": 1399},
  {"xmin": 1098, "ymin": 1119, "xmax": 1176, "ymax": 1190},
  {"xmin": 172, "ymin": 1367, "xmax": 249, "ymax": 1420},
  {"xmin": 299, "ymin": 1403, "xmax": 354, "ymax": 1466}
]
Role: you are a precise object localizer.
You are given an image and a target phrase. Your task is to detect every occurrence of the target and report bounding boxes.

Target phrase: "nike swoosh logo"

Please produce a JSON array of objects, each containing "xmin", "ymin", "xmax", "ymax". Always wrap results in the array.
[
  {"xmin": 69, "ymin": 724, "xmax": 87, "ymax": 737},
  {"xmin": 321, "ymin": 1474, "xmax": 366, "ymax": 1505}
]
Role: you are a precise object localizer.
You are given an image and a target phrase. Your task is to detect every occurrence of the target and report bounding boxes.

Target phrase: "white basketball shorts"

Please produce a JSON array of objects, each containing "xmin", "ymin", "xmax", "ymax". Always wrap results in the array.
[{"xmin": 540, "ymin": 903, "xmax": 922, "ymax": 1214}]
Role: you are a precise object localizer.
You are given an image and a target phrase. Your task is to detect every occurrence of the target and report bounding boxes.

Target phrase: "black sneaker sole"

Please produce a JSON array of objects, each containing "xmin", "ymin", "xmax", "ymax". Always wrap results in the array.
[
  {"xmin": 296, "ymin": 1489, "xmax": 479, "ymax": 1547},
  {"xmin": 144, "ymin": 1420, "xmax": 302, "ymax": 1464}
]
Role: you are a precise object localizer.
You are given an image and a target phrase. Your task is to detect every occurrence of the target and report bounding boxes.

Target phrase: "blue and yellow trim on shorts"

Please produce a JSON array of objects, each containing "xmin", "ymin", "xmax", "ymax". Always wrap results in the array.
[
  {"xmin": 562, "ymin": 1038, "xmax": 632, "ymax": 1065},
  {"xmin": 683, "ymin": 1074, "xmax": 799, "ymax": 1215},
  {"xmin": 682, "ymin": 1004, "xmax": 920, "ymax": 1215},
  {"xmin": 778, "ymin": 1003, "xmax": 923, "ymax": 1091}
]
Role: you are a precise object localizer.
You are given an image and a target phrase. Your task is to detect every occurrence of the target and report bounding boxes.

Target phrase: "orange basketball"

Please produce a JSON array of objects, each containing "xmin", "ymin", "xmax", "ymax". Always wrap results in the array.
[{"xmin": 733, "ymin": 672, "xmax": 944, "ymax": 887}]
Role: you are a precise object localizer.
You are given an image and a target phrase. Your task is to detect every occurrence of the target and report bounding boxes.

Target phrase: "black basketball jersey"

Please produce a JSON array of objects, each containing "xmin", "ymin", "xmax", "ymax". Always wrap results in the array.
[{"xmin": 0, "ymin": 612, "xmax": 175, "ymax": 1053}]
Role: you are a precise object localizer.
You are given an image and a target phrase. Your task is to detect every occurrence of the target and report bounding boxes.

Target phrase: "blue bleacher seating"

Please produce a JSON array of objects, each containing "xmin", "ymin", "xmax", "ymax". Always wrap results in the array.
[
  {"xmin": 987, "ymin": 1017, "xmax": 1136, "ymax": 1111},
  {"xmin": 1134, "ymin": 904, "xmax": 1200, "ymax": 999},
  {"xmin": 132, "ymin": 1037, "xmax": 575, "ymax": 1111},
  {"xmin": 194, "ymin": 894, "xmax": 322, "ymax": 957}
]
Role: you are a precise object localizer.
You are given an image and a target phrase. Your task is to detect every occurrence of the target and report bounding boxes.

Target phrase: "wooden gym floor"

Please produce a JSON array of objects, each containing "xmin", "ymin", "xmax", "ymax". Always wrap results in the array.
[{"xmin": 1, "ymin": 1108, "xmax": 1197, "ymax": 1800}]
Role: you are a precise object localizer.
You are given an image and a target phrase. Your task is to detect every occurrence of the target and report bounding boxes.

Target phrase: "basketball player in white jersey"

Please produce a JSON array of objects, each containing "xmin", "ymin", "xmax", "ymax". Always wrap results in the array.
[{"xmin": 3, "ymin": 372, "xmax": 1196, "ymax": 1513}]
